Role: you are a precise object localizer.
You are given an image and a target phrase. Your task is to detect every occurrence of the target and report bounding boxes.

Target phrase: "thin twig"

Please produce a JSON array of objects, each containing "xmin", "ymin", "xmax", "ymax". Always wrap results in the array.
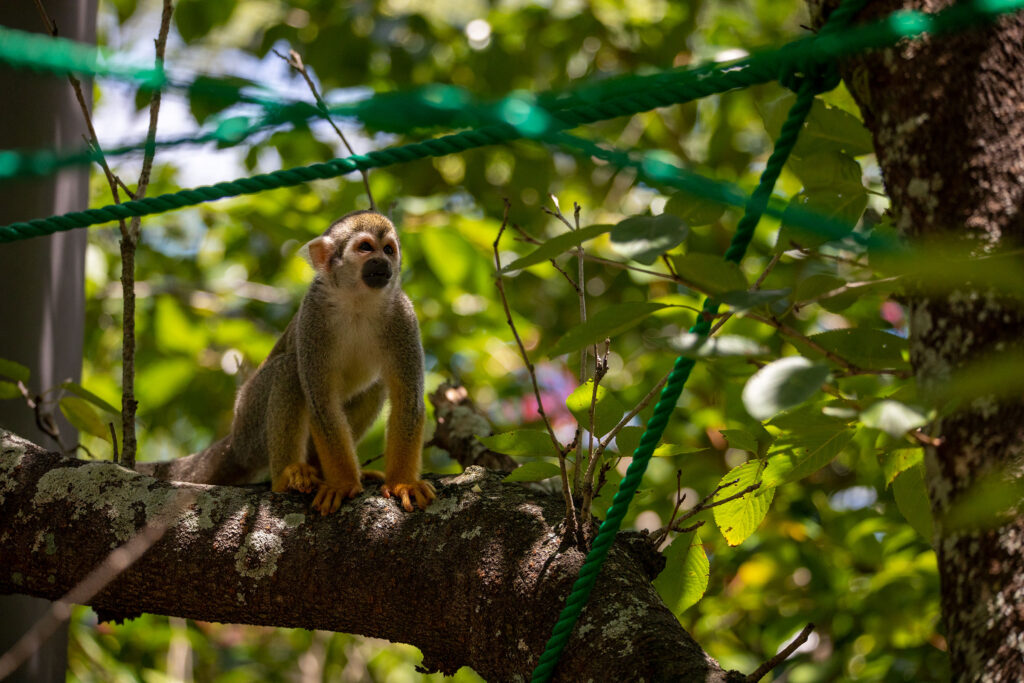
[
  {"xmin": 275, "ymin": 48, "xmax": 375, "ymax": 210},
  {"xmin": 109, "ymin": 423, "xmax": 120, "ymax": 464},
  {"xmin": 595, "ymin": 373, "xmax": 670, "ymax": 459},
  {"xmin": 650, "ymin": 478, "xmax": 760, "ymax": 547},
  {"xmin": 118, "ymin": 0, "xmax": 173, "ymax": 470},
  {"xmin": 747, "ymin": 623, "xmax": 816, "ymax": 682},
  {"xmin": 579, "ymin": 340, "xmax": 610, "ymax": 522},
  {"xmin": 0, "ymin": 489, "xmax": 197, "ymax": 679},
  {"xmin": 494, "ymin": 200, "xmax": 576, "ymax": 537}
]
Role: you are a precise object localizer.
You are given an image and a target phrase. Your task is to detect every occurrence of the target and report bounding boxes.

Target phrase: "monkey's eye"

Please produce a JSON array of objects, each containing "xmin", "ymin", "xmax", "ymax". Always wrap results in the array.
[
  {"xmin": 383, "ymin": 244, "xmax": 395, "ymax": 256},
  {"xmin": 358, "ymin": 242, "xmax": 374, "ymax": 252}
]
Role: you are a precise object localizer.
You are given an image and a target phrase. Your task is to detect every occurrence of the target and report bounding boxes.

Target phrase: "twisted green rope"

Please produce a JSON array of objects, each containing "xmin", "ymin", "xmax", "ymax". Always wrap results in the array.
[
  {"xmin": 2, "ymin": 0, "xmax": 1022, "ymax": 185},
  {"xmin": 528, "ymin": 0, "xmax": 868, "ymax": 676}
]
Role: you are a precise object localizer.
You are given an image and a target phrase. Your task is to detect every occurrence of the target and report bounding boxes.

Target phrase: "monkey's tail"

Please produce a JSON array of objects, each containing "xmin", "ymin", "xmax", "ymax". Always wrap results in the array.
[{"xmin": 135, "ymin": 436, "xmax": 256, "ymax": 485}]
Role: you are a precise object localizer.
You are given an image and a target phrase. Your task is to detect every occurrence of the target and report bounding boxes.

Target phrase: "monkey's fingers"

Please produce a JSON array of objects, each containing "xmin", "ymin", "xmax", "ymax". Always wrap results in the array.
[
  {"xmin": 312, "ymin": 481, "xmax": 362, "ymax": 515},
  {"xmin": 282, "ymin": 463, "xmax": 323, "ymax": 493},
  {"xmin": 382, "ymin": 480, "xmax": 436, "ymax": 512}
]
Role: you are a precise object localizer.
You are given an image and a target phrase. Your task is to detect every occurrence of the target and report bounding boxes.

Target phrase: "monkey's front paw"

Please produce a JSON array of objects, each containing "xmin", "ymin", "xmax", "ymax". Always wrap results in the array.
[
  {"xmin": 312, "ymin": 480, "xmax": 363, "ymax": 515},
  {"xmin": 278, "ymin": 463, "xmax": 322, "ymax": 494},
  {"xmin": 381, "ymin": 479, "xmax": 436, "ymax": 512}
]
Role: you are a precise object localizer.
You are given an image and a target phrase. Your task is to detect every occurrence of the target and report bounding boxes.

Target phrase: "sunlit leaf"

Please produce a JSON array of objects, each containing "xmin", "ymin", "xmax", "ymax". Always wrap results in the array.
[
  {"xmin": 566, "ymin": 380, "xmax": 626, "ymax": 438},
  {"xmin": 59, "ymin": 397, "xmax": 111, "ymax": 442},
  {"xmin": 609, "ymin": 214, "xmax": 689, "ymax": 265},
  {"xmin": 861, "ymin": 400, "xmax": 928, "ymax": 438},
  {"xmin": 668, "ymin": 333, "xmax": 769, "ymax": 358},
  {"xmin": 654, "ymin": 529, "xmax": 709, "ymax": 616},
  {"xmin": 547, "ymin": 303, "xmax": 672, "ymax": 358},
  {"xmin": 892, "ymin": 465, "xmax": 934, "ymax": 542},
  {"xmin": 713, "ymin": 461, "xmax": 774, "ymax": 546},
  {"xmin": 742, "ymin": 357, "xmax": 830, "ymax": 420},
  {"xmin": 478, "ymin": 430, "xmax": 560, "ymax": 457},
  {"xmin": 720, "ymin": 429, "xmax": 758, "ymax": 453},
  {"xmin": 880, "ymin": 448, "xmax": 923, "ymax": 485},
  {"xmin": 61, "ymin": 382, "xmax": 120, "ymax": 417},
  {"xmin": 501, "ymin": 224, "xmax": 612, "ymax": 272},
  {"xmin": 504, "ymin": 460, "xmax": 562, "ymax": 482},
  {"xmin": 762, "ymin": 426, "xmax": 856, "ymax": 487}
]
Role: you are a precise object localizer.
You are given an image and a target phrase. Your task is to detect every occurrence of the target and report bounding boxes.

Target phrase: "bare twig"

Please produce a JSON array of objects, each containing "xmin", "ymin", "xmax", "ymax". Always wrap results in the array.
[
  {"xmin": 117, "ymin": 0, "xmax": 174, "ymax": 470},
  {"xmin": 275, "ymin": 48, "xmax": 375, "ymax": 210},
  {"xmin": 579, "ymin": 341, "xmax": 610, "ymax": 523},
  {"xmin": 747, "ymin": 623, "xmax": 816, "ymax": 682},
  {"xmin": 494, "ymin": 200, "xmax": 576, "ymax": 538},
  {"xmin": 0, "ymin": 489, "xmax": 197, "ymax": 679},
  {"xmin": 595, "ymin": 372, "xmax": 669, "ymax": 462},
  {"xmin": 650, "ymin": 478, "xmax": 761, "ymax": 547},
  {"xmin": 16, "ymin": 381, "xmax": 67, "ymax": 453},
  {"xmin": 109, "ymin": 422, "xmax": 120, "ymax": 464}
]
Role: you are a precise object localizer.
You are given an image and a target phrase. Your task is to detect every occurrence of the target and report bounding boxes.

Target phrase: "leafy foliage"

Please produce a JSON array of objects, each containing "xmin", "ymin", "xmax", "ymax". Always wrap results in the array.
[{"xmin": 63, "ymin": 0, "xmax": 956, "ymax": 679}]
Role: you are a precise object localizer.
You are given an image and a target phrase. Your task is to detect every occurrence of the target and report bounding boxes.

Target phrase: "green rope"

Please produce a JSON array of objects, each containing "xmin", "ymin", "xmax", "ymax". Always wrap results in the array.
[
  {"xmin": 2, "ymin": 0, "xmax": 1022, "ymax": 184},
  {"xmin": 528, "ymin": 0, "xmax": 867, "ymax": 677}
]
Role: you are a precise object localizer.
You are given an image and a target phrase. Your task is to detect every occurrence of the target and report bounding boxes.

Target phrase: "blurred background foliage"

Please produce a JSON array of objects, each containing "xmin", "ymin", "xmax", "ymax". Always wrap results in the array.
[{"xmin": 53, "ymin": 0, "xmax": 948, "ymax": 679}]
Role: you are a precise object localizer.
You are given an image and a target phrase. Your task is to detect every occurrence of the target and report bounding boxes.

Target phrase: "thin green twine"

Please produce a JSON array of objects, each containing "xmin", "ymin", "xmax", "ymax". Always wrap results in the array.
[{"xmin": 528, "ymin": 0, "xmax": 866, "ymax": 677}]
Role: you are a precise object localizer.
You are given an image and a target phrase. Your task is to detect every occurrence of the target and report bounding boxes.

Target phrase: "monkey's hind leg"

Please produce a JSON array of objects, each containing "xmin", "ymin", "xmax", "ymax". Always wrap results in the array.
[
  {"xmin": 265, "ymin": 364, "xmax": 320, "ymax": 494},
  {"xmin": 344, "ymin": 381, "xmax": 388, "ymax": 481}
]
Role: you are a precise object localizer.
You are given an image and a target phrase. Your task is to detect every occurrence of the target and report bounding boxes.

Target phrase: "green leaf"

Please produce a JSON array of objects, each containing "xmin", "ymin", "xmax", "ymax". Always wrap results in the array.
[
  {"xmin": 880, "ymin": 448, "xmax": 923, "ymax": 485},
  {"xmin": 61, "ymin": 382, "xmax": 120, "ymax": 417},
  {"xmin": 861, "ymin": 400, "xmax": 928, "ymax": 438},
  {"xmin": 547, "ymin": 303, "xmax": 671, "ymax": 358},
  {"xmin": 777, "ymin": 189, "xmax": 863, "ymax": 251},
  {"xmin": 59, "ymin": 397, "xmax": 112, "ymax": 442},
  {"xmin": 763, "ymin": 94, "xmax": 873, "ymax": 158},
  {"xmin": 664, "ymin": 190, "xmax": 726, "ymax": 226},
  {"xmin": 609, "ymin": 214, "xmax": 689, "ymax": 265},
  {"xmin": 422, "ymin": 229, "xmax": 478, "ymax": 287},
  {"xmin": 668, "ymin": 333, "xmax": 769, "ymax": 358},
  {"xmin": 720, "ymin": 429, "xmax": 758, "ymax": 453},
  {"xmin": 566, "ymin": 380, "xmax": 627, "ymax": 438},
  {"xmin": 0, "ymin": 358, "xmax": 30, "ymax": 383},
  {"xmin": 716, "ymin": 288, "xmax": 790, "ymax": 312},
  {"xmin": 0, "ymin": 380, "xmax": 20, "ymax": 399},
  {"xmin": 807, "ymin": 329, "xmax": 908, "ymax": 370},
  {"xmin": 670, "ymin": 253, "xmax": 747, "ymax": 296},
  {"xmin": 742, "ymin": 357, "xmax": 830, "ymax": 420},
  {"xmin": 787, "ymin": 151, "xmax": 864, "ymax": 193},
  {"xmin": 504, "ymin": 461, "xmax": 562, "ymax": 482},
  {"xmin": 478, "ymin": 430, "xmax": 560, "ymax": 457},
  {"xmin": 654, "ymin": 529, "xmax": 709, "ymax": 616},
  {"xmin": 892, "ymin": 465, "xmax": 934, "ymax": 542},
  {"xmin": 614, "ymin": 426, "xmax": 643, "ymax": 456},
  {"xmin": 136, "ymin": 359, "xmax": 195, "ymax": 409},
  {"xmin": 713, "ymin": 461, "xmax": 774, "ymax": 546},
  {"xmin": 502, "ymin": 223, "xmax": 612, "ymax": 272},
  {"xmin": 762, "ymin": 427, "xmax": 856, "ymax": 487},
  {"xmin": 793, "ymin": 274, "xmax": 845, "ymax": 302}
]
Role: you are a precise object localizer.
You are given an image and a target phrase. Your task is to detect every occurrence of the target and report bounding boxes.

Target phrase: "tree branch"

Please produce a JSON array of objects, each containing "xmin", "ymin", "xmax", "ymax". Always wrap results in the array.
[{"xmin": 0, "ymin": 430, "xmax": 745, "ymax": 682}]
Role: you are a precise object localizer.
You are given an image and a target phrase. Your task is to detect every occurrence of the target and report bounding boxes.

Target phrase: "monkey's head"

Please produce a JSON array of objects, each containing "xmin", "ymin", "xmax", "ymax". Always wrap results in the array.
[{"xmin": 305, "ymin": 211, "xmax": 402, "ymax": 292}]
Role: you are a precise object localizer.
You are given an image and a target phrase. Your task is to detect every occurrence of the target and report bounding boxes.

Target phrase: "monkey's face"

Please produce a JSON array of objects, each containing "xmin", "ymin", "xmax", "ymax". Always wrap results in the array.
[{"xmin": 307, "ymin": 212, "xmax": 402, "ymax": 292}]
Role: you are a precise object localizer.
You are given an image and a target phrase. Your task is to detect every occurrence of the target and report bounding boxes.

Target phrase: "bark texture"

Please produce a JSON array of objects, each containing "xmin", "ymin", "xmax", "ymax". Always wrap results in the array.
[
  {"xmin": 0, "ymin": 430, "xmax": 741, "ymax": 682},
  {"xmin": 812, "ymin": 2, "xmax": 1024, "ymax": 680}
]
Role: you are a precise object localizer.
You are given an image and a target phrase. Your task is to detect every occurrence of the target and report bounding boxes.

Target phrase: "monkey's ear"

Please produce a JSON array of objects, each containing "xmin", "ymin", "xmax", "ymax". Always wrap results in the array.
[{"xmin": 305, "ymin": 236, "xmax": 333, "ymax": 273}]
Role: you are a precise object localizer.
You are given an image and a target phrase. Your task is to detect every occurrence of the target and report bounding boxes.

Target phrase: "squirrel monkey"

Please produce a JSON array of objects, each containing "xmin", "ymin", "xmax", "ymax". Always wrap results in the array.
[{"xmin": 139, "ymin": 211, "xmax": 436, "ymax": 513}]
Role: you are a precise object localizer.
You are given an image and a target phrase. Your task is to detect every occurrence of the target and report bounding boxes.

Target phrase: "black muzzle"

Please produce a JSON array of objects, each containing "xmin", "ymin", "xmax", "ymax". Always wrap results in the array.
[{"xmin": 361, "ymin": 258, "xmax": 392, "ymax": 288}]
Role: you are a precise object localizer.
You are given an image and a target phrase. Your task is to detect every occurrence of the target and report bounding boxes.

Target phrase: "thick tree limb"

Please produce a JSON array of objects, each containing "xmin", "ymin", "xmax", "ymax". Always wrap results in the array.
[{"xmin": 0, "ymin": 430, "xmax": 742, "ymax": 681}]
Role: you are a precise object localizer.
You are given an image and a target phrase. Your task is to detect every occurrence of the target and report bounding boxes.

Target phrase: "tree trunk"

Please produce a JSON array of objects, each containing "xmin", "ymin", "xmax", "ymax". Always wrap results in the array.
[
  {"xmin": 811, "ymin": 2, "xmax": 1024, "ymax": 680},
  {"xmin": 0, "ymin": 2, "xmax": 96, "ymax": 680},
  {"xmin": 0, "ymin": 431, "xmax": 744, "ymax": 682}
]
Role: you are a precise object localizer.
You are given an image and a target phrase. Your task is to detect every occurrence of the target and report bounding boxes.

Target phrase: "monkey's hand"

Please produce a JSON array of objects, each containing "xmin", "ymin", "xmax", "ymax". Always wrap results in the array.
[
  {"xmin": 275, "ymin": 463, "xmax": 322, "ymax": 494},
  {"xmin": 312, "ymin": 479, "xmax": 363, "ymax": 515},
  {"xmin": 382, "ymin": 479, "xmax": 436, "ymax": 512}
]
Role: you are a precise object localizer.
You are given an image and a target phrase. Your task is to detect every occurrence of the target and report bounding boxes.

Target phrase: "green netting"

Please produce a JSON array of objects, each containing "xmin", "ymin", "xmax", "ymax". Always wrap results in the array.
[{"xmin": 1, "ymin": 0, "xmax": 1021, "ymax": 679}]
